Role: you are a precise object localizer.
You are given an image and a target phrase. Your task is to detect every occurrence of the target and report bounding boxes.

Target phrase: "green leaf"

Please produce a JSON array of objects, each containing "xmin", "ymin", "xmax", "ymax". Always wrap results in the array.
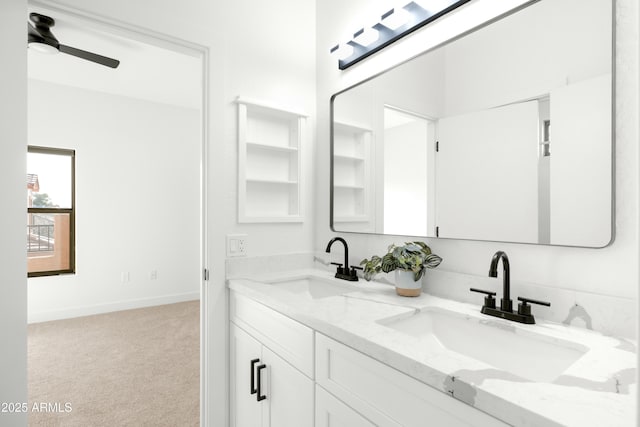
[
  {"xmin": 424, "ymin": 254, "xmax": 443, "ymax": 268},
  {"xmin": 413, "ymin": 241, "xmax": 432, "ymax": 255},
  {"xmin": 404, "ymin": 243, "xmax": 422, "ymax": 253}
]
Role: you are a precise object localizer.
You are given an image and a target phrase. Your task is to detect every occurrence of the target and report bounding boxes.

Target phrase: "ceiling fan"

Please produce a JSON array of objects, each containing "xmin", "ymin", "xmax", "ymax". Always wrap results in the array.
[{"xmin": 28, "ymin": 12, "xmax": 120, "ymax": 69}]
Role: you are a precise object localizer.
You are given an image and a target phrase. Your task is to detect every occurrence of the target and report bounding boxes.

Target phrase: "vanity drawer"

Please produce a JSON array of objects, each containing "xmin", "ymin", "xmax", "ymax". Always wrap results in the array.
[
  {"xmin": 230, "ymin": 291, "xmax": 314, "ymax": 378},
  {"xmin": 316, "ymin": 334, "xmax": 507, "ymax": 427}
]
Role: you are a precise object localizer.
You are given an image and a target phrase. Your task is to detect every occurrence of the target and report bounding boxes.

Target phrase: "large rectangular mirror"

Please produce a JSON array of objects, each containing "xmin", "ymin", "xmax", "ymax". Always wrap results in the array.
[{"xmin": 331, "ymin": 0, "xmax": 613, "ymax": 247}]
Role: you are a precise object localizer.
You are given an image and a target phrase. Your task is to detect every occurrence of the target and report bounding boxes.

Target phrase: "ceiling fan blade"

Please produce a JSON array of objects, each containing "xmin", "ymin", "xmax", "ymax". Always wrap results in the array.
[{"xmin": 59, "ymin": 44, "xmax": 120, "ymax": 68}]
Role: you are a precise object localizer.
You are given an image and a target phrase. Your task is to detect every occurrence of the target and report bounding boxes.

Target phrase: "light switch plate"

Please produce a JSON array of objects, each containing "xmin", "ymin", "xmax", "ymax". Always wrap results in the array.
[{"xmin": 226, "ymin": 234, "xmax": 247, "ymax": 257}]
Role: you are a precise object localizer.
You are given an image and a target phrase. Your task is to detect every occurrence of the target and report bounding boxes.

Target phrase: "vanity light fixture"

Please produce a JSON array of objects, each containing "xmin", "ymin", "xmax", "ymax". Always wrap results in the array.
[{"xmin": 330, "ymin": 0, "xmax": 471, "ymax": 70}]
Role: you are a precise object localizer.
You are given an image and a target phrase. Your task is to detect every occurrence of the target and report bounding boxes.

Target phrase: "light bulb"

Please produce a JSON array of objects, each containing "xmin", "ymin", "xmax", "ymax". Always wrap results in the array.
[
  {"xmin": 381, "ymin": 8, "xmax": 411, "ymax": 30},
  {"xmin": 353, "ymin": 27, "xmax": 379, "ymax": 47},
  {"xmin": 334, "ymin": 44, "xmax": 354, "ymax": 61}
]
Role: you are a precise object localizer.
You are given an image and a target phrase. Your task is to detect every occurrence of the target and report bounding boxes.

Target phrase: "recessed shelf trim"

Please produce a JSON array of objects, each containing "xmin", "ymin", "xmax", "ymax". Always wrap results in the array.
[
  {"xmin": 236, "ymin": 96, "xmax": 308, "ymax": 118},
  {"xmin": 247, "ymin": 142, "xmax": 298, "ymax": 153},
  {"xmin": 246, "ymin": 178, "xmax": 299, "ymax": 185}
]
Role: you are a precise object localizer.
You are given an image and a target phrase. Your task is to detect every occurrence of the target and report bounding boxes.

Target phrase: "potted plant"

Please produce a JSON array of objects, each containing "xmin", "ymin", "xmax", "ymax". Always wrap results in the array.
[{"xmin": 360, "ymin": 241, "xmax": 442, "ymax": 297}]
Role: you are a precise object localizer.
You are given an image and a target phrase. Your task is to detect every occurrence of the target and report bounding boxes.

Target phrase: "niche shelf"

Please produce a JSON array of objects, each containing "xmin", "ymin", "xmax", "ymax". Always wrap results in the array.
[
  {"xmin": 332, "ymin": 121, "xmax": 372, "ymax": 224},
  {"xmin": 237, "ymin": 96, "xmax": 307, "ymax": 223}
]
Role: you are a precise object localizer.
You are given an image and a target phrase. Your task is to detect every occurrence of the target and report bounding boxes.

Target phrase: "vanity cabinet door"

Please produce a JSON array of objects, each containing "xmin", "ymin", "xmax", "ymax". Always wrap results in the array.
[
  {"xmin": 231, "ymin": 323, "xmax": 314, "ymax": 427},
  {"xmin": 230, "ymin": 324, "xmax": 264, "ymax": 427},
  {"xmin": 261, "ymin": 346, "xmax": 313, "ymax": 427},
  {"xmin": 316, "ymin": 385, "xmax": 375, "ymax": 427}
]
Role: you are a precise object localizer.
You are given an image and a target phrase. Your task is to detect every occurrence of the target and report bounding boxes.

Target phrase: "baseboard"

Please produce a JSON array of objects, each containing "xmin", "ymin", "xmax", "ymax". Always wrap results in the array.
[{"xmin": 28, "ymin": 292, "xmax": 201, "ymax": 324}]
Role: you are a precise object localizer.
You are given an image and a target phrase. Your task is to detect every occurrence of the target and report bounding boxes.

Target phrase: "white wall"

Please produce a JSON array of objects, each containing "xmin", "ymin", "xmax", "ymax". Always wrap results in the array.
[
  {"xmin": 0, "ymin": 0, "xmax": 27, "ymax": 424},
  {"xmin": 27, "ymin": 80, "xmax": 201, "ymax": 322},
  {"xmin": 316, "ymin": 0, "xmax": 638, "ymax": 325}
]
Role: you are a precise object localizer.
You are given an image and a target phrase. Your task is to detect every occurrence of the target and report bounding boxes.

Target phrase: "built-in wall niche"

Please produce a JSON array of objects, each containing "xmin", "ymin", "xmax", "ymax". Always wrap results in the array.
[
  {"xmin": 332, "ymin": 121, "xmax": 373, "ymax": 226},
  {"xmin": 236, "ymin": 97, "xmax": 307, "ymax": 223}
]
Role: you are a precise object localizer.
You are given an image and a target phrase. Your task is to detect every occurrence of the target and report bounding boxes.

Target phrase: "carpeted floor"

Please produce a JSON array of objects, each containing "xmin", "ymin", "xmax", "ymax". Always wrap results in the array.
[{"xmin": 28, "ymin": 301, "xmax": 200, "ymax": 427}]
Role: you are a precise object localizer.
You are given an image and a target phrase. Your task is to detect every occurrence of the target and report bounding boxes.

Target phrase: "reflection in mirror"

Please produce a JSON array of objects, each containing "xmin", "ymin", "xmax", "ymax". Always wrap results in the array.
[
  {"xmin": 383, "ymin": 107, "xmax": 431, "ymax": 236},
  {"xmin": 331, "ymin": 0, "xmax": 613, "ymax": 247}
]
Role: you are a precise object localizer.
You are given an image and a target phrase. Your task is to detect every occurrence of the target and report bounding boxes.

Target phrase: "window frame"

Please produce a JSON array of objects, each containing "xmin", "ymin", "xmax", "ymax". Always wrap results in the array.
[{"xmin": 27, "ymin": 145, "xmax": 76, "ymax": 277}]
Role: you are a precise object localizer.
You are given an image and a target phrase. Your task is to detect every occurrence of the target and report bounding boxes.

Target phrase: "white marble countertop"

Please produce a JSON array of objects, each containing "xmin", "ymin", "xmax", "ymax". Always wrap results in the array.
[{"xmin": 227, "ymin": 268, "xmax": 637, "ymax": 427}]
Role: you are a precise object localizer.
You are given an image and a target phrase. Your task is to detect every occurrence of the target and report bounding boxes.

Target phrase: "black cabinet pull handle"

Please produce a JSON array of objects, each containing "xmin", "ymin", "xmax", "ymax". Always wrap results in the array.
[
  {"xmin": 250, "ymin": 358, "xmax": 260, "ymax": 395},
  {"xmin": 256, "ymin": 364, "xmax": 267, "ymax": 402}
]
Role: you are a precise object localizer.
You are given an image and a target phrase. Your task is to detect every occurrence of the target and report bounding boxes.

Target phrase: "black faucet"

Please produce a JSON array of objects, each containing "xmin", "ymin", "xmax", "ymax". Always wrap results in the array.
[
  {"xmin": 325, "ymin": 237, "xmax": 360, "ymax": 281},
  {"xmin": 489, "ymin": 251, "xmax": 512, "ymax": 312},
  {"xmin": 470, "ymin": 251, "xmax": 550, "ymax": 324}
]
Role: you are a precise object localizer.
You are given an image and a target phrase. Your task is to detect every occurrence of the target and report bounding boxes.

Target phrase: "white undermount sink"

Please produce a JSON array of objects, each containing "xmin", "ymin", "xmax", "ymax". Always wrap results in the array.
[
  {"xmin": 261, "ymin": 275, "xmax": 357, "ymax": 299},
  {"xmin": 378, "ymin": 307, "xmax": 588, "ymax": 383}
]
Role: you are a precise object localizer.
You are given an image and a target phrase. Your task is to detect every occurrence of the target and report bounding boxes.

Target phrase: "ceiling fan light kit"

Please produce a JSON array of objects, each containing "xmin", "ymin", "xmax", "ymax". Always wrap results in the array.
[{"xmin": 28, "ymin": 12, "xmax": 121, "ymax": 69}]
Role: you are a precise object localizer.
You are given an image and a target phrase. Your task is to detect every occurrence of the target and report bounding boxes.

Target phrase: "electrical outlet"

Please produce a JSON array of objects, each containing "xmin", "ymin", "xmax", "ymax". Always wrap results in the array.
[
  {"xmin": 150, "ymin": 270, "xmax": 158, "ymax": 280},
  {"xmin": 226, "ymin": 234, "xmax": 248, "ymax": 257},
  {"xmin": 121, "ymin": 272, "xmax": 130, "ymax": 283}
]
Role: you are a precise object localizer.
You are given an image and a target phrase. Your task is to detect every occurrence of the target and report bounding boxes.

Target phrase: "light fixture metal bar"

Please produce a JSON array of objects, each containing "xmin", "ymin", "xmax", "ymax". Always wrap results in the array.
[{"xmin": 338, "ymin": 0, "xmax": 472, "ymax": 70}]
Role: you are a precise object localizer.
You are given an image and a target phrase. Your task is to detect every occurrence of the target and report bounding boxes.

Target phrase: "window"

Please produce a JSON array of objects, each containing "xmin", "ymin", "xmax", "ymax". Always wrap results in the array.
[{"xmin": 27, "ymin": 146, "xmax": 75, "ymax": 277}]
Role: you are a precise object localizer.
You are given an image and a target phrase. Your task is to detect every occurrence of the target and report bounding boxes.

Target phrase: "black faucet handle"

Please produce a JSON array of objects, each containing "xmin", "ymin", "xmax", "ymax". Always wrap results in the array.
[
  {"xmin": 330, "ymin": 262, "xmax": 344, "ymax": 274},
  {"xmin": 517, "ymin": 296, "xmax": 551, "ymax": 316},
  {"xmin": 517, "ymin": 296, "xmax": 551, "ymax": 306},
  {"xmin": 470, "ymin": 288, "xmax": 496, "ymax": 309},
  {"xmin": 470, "ymin": 288, "xmax": 496, "ymax": 296},
  {"xmin": 349, "ymin": 265, "xmax": 362, "ymax": 280}
]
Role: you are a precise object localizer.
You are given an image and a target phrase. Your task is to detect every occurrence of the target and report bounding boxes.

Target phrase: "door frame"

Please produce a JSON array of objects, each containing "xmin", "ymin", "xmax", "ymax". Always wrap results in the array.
[{"xmin": 27, "ymin": 1, "xmax": 211, "ymax": 424}]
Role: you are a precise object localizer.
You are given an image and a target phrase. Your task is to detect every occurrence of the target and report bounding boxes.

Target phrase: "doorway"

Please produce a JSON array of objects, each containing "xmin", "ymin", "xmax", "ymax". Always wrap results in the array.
[{"xmin": 26, "ymin": 4, "xmax": 207, "ymax": 425}]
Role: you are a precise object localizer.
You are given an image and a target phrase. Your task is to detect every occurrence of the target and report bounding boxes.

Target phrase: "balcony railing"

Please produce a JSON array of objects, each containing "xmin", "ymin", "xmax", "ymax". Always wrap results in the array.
[{"xmin": 27, "ymin": 224, "xmax": 54, "ymax": 252}]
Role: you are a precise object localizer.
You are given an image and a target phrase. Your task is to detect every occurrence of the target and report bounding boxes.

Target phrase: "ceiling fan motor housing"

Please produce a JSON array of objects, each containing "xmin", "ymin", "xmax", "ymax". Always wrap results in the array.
[{"xmin": 28, "ymin": 13, "xmax": 60, "ymax": 49}]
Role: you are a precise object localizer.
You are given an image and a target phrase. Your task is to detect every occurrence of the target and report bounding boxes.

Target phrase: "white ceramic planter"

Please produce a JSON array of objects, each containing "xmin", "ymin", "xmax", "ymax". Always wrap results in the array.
[{"xmin": 394, "ymin": 270, "xmax": 422, "ymax": 297}]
